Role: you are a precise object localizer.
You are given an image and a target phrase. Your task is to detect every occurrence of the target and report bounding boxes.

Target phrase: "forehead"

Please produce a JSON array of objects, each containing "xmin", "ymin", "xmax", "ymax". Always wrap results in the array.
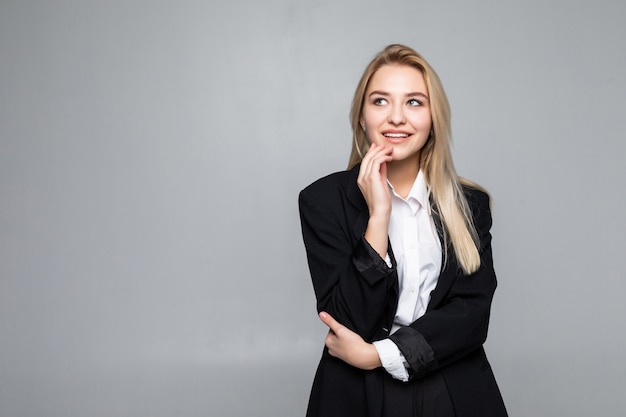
[{"xmin": 367, "ymin": 64, "xmax": 427, "ymax": 93}]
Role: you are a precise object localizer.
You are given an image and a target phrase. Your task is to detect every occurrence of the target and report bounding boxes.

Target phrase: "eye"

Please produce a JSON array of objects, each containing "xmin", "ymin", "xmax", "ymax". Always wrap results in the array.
[
  {"xmin": 373, "ymin": 98, "xmax": 388, "ymax": 106},
  {"xmin": 407, "ymin": 98, "xmax": 422, "ymax": 107}
]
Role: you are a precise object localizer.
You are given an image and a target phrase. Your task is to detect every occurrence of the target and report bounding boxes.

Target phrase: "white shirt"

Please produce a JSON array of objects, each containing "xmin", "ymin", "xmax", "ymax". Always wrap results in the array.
[{"xmin": 372, "ymin": 170, "xmax": 442, "ymax": 382}]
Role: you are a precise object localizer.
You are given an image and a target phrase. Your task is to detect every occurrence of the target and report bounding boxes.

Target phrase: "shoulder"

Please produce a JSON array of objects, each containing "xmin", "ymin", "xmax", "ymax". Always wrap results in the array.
[
  {"xmin": 299, "ymin": 165, "xmax": 360, "ymax": 202},
  {"xmin": 458, "ymin": 176, "xmax": 490, "ymax": 211},
  {"xmin": 460, "ymin": 181, "xmax": 493, "ymax": 236},
  {"xmin": 462, "ymin": 183, "xmax": 490, "ymax": 212}
]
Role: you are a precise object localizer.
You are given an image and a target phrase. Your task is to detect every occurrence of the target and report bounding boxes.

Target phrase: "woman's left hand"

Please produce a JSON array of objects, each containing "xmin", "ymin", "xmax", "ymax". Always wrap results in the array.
[{"xmin": 319, "ymin": 311, "xmax": 382, "ymax": 370}]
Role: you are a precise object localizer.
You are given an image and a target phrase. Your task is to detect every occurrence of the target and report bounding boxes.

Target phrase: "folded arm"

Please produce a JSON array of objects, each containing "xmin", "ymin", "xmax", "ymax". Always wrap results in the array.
[{"xmin": 299, "ymin": 188, "xmax": 397, "ymax": 341}]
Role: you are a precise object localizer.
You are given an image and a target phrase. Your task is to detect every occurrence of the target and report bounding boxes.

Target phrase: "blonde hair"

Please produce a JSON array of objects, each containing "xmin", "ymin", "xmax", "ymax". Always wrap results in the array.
[{"xmin": 348, "ymin": 44, "xmax": 482, "ymax": 274}]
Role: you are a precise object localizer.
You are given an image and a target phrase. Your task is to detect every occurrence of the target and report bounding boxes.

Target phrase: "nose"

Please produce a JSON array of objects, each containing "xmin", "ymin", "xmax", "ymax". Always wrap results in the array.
[{"xmin": 388, "ymin": 103, "xmax": 406, "ymax": 125}]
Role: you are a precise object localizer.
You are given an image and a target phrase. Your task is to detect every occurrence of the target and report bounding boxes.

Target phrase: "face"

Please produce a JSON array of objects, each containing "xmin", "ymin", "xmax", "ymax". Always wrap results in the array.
[{"xmin": 360, "ymin": 64, "xmax": 432, "ymax": 164}]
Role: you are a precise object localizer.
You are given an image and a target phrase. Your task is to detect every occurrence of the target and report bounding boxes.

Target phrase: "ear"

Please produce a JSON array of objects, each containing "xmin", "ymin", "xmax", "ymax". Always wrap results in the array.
[{"xmin": 359, "ymin": 117, "xmax": 365, "ymax": 131}]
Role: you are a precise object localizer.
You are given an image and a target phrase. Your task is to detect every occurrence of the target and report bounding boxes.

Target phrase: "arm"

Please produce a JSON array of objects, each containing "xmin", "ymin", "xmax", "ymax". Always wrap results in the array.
[
  {"xmin": 319, "ymin": 312, "xmax": 382, "ymax": 370},
  {"xmin": 389, "ymin": 189, "xmax": 498, "ymax": 378},
  {"xmin": 307, "ymin": 189, "xmax": 497, "ymax": 378},
  {"xmin": 299, "ymin": 187, "xmax": 396, "ymax": 341},
  {"xmin": 299, "ymin": 144, "xmax": 396, "ymax": 340},
  {"xmin": 359, "ymin": 144, "xmax": 392, "ymax": 259}
]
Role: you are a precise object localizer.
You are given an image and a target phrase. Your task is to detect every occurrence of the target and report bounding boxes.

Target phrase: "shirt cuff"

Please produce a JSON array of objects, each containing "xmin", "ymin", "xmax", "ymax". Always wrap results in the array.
[{"xmin": 373, "ymin": 338, "xmax": 409, "ymax": 382}]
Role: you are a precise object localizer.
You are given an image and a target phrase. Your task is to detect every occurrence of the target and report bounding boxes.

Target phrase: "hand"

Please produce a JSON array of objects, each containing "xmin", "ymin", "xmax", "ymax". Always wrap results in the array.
[
  {"xmin": 358, "ymin": 143, "xmax": 392, "ymax": 258},
  {"xmin": 319, "ymin": 311, "xmax": 381, "ymax": 370},
  {"xmin": 357, "ymin": 143, "xmax": 393, "ymax": 218}
]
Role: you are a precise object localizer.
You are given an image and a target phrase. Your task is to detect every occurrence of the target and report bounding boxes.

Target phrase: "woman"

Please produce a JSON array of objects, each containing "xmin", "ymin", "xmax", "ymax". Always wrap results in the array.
[{"xmin": 299, "ymin": 44, "xmax": 508, "ymax": 417}]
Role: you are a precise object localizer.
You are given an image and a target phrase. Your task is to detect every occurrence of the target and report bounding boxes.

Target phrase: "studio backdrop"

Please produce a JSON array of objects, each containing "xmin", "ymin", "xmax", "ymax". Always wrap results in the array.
[{"xmin": 1, "ymin": 1, "xmax": 625, "ymax": 416}]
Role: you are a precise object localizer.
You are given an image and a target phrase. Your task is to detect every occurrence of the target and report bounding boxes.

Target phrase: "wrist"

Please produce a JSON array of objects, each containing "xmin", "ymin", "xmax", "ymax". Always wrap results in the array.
[
  {"xmin": 364, "ymin": 213, "xmax": 389, "ymax": 259},
  {"xmin": 363, "ymin": 343, "xmax": 382, "ymax": 370},
  {"xmin": 368, "ymin": 208, "xmax": 391, "ymax": 221},
  {"xmin": 367, "ymin": 213, "xmax": 390, "ymax": 232}
]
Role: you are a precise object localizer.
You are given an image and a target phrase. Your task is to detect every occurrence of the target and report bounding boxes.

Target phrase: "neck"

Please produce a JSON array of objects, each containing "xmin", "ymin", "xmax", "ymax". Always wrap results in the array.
[{"xmin": 387, "ymin": 155, "xmax": 420, "ymax": 199}]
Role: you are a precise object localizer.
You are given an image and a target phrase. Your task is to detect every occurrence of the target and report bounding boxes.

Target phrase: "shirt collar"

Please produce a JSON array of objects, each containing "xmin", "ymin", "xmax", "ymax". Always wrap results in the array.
[{"xmin": 388, "ymin": 170, "xmax": 431, "ymax": 215}]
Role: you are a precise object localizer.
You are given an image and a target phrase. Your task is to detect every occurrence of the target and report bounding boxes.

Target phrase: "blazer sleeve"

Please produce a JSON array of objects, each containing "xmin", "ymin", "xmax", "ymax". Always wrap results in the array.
[
  {"xmin": 299, "ymin": 181, "xmax": 398, "ymax": 341},
  {"xmin": 389, "ymin": 188, "xmax": 497, "ymax": 379}
]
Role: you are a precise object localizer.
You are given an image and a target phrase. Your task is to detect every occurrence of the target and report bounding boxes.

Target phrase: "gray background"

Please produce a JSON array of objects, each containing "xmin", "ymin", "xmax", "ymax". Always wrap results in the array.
[{"xmin": 1, "ymin": 0, "xmax": 624, "ymax": 416}]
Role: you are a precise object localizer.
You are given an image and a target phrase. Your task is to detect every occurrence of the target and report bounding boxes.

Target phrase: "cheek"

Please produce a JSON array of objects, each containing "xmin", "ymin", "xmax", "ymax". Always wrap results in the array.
[
  {"xmin": 411, "ymin": 113, "xmax": 432, "ymax": 130},
  {"xmin": 364, "ymin": 131, "xmax": 377, "ymax": 145},
  {"xmin": 362, "ymin": 107, "xmax": 384, "ymax": 127}
]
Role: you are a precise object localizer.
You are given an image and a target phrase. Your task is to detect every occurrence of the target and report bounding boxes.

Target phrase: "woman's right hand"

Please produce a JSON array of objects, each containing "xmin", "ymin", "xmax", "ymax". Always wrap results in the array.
[
  {"xmin": 357, "ymin": 143, "xmax": 393, "ymax": 218},
  {"xmin": 357, "ymin": 143, "xmax": 393, "ymax": 258}
]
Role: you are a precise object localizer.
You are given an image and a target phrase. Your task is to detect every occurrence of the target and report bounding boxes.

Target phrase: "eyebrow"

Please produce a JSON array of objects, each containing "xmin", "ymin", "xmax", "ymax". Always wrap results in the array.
[{"xmin": 368, "ymin": 90, "xmax": 429, "ymax": 99}]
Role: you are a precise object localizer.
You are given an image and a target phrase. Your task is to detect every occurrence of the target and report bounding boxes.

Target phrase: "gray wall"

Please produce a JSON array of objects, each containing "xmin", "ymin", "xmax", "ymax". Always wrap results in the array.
[{"xmin": 1, "ymin": 1, "xmax": 624, "ymax": 416}]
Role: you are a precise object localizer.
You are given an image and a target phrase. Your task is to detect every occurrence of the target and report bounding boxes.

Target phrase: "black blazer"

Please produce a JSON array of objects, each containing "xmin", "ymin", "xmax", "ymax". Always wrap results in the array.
[{"xmin": 299, "ymin": 165, "xmax": 507, "ymax": 417}]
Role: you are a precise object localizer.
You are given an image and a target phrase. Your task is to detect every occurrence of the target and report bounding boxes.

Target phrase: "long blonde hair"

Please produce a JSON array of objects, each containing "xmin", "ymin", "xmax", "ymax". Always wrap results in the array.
[{"xmin": 348, "ymin": 44, "xmax": 482, "ymax": 274}]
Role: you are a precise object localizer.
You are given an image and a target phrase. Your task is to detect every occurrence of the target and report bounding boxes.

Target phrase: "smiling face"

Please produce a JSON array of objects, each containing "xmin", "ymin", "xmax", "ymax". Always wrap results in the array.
[{"xmin": 360, "ymin": 64, "xmax": 432, "ymax": 166}]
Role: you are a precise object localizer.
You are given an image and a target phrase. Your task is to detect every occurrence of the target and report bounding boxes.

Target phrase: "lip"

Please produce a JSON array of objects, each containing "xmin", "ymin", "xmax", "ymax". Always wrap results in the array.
[{"xmin": 381, "ymin": 130, "xmax": 412, "ymax": 144}]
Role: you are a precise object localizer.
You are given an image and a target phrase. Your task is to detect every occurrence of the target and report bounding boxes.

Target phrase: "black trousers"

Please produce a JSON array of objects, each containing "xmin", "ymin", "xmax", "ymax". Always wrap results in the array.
[{"xmin": 381, "ymin": 371, "xmax": 455, "ymax": 417}]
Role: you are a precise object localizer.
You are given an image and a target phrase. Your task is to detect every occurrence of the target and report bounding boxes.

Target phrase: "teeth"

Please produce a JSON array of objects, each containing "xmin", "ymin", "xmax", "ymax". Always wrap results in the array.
[{"xmin": 384, "ymin": 133, "xmax": 409, "ymax": 138}]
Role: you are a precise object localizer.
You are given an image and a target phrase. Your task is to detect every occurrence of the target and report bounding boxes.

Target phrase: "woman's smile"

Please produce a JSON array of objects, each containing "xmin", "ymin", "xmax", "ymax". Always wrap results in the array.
[
  {"xmin": 360, "ymin": 64, "xmax": 432, "ymax": 165},
  {"xmin": 382, "ymin": 130, "xmax": 412, "ymax": 144}
]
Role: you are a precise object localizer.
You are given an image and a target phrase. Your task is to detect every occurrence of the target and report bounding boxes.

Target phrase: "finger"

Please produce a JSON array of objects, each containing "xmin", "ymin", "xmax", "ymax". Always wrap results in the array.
[
  {"xmin": 359, "ymin": 144, "xmax": 379, "ymax": 179},
  {"xmin": 360, "ymin": 146, "xmax": 392, "ymax": 181},
  {"xmin": 365, "ymin": 145, "xmax": 393, "ymax": 168},
  {"xmin": 379, "ymin": 157, "xmax": 388, "ymax": 181},
  {"xmin": 319, "ymin": 311, "xmax": 343, "ymax": 334},
  {"xmin": 325, "ymin": 330, "xmax": 337, "ymax": 347},
  {"xmin": 361, "ymin": 143, "xmax": 386, "ymax": 165},
  {"xmin": 362, "ymin": 154, "xmax": 392, "ymax": 185},
  {"xmin": 365, "ymin": 144, "xmax": 392, "ymax": 165},
  {"xmin": 325, "ymin": 334, "xmax": 337, "ymax": 357}
]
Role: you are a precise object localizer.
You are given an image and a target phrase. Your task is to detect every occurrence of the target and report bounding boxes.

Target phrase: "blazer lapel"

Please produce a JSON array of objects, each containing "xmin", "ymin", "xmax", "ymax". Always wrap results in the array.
[{"xmin": 428, "ymin": 202, "xmax": 459, "ymax": 310}]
